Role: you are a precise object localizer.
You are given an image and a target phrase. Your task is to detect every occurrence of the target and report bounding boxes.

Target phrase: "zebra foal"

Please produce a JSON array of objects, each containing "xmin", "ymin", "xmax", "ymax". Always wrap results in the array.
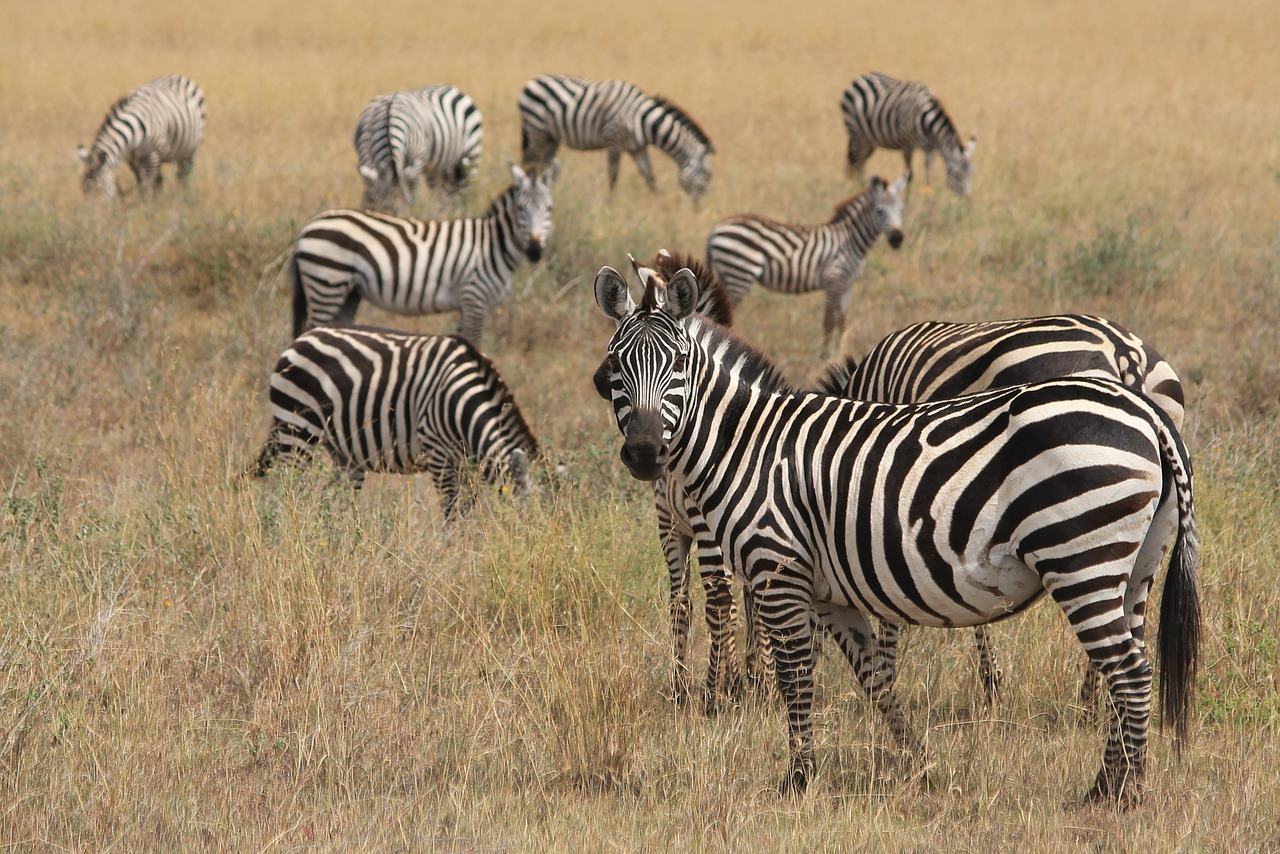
[
  {"xmin": 705, "ymin": 174, "xmax": 907, "ymax": 350},
  {"xmin": 249, "ymin": 326, "xmax": 538, "ymax": 519},
  {"xmin": 519, "ymin": 74, "xmax": 714, "ymax": 203},
  {"xmin": 595, "ymin": 267, "xmax": 1199, "ymax": 803},
  {"xmin": 840, "ymin": 71, "xmax": 975, "ymax": 196},
  {"xmin": 354, "ymin": 84, "xmax": 484, "ymax": 211},
  {"xmin": 78, "ymin": 74, "xmax": 206, "ymax": 201},
  {"xmin": 289, "ymin": 162, "xmax": 556, "ymax": 347}
]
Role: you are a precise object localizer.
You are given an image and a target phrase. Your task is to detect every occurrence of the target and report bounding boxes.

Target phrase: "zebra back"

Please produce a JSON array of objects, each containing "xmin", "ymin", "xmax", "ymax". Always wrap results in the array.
[
  {"xmin": 80, "ymin": 74, "xmax": 206, "ymax": 199},
  {"xmin": 837, "ymin": 315, "xmax": 1185, "ymax": 430}
]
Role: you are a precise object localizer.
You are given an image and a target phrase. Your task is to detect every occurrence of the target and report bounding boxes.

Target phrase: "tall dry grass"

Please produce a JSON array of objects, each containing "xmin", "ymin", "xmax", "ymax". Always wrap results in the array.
[{"xmin": 2, "ymin": 0, "xmax": 1278, "ymax": 849}]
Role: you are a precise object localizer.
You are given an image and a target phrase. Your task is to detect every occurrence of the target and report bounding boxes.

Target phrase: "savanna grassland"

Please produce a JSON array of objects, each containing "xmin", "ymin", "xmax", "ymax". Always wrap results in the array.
[{"xmin": 2, "ymin": 0, "xmax": 1279, "ymax": 849}]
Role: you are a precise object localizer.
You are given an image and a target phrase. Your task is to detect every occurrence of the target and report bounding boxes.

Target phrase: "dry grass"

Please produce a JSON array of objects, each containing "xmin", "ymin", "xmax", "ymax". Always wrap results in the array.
[{"xmin": 2, "ymin": 0, "xmax": 1279, "ymax": 849}]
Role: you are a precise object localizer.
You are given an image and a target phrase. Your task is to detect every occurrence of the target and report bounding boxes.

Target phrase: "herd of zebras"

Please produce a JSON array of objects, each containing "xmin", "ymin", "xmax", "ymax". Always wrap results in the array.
[{"xmin": 80, "ymin": 70, "xmax": 1200, "ymax": 806}]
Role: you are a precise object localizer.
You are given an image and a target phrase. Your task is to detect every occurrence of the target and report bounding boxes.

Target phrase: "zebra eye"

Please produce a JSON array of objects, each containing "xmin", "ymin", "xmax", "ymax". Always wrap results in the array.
[{"xmin": 673, "ymin": 354, "xmax": 688, "ymax": 372}]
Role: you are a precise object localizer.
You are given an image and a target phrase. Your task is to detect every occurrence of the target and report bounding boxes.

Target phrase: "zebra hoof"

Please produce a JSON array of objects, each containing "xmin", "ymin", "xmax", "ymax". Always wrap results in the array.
[
  {"xmin": 777, "ymin": 760, "xmax": 813, "ymax": 797},
  {"xmin": 1081, "ymin": 769, "xmax": 1143, "ymax": 808}
]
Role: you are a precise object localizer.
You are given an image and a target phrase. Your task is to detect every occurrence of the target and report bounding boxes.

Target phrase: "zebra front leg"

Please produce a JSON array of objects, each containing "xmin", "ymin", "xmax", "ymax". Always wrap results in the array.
[
  {"xmin": 751, "ymin": 566, "xmax": 817, "ymax": 795},
  {"xmin": 177, "ymin": 156, "xmax": 195, "ymax": 187},
  {"xmin": 697, "ymin": 539, "xmax": 743, "ymax": 713},
  {"xmin": 630, "ymin": 148, "xmax": 658, "ymax": 192},
  {"xmin": 607, "ymin": 149, "xmax": 622, "ymax": 191},
  {"xmin": 822, "ymin": 281, "xmax": 850, "ymax": 354},
  {"xmin": 657, "ymin": 505, "xmax": 696, "ymax": 706},
  {"xmin": 875, "ymin": 620, "xmax": 902, "ymax": 693},
  {"xmin": 742, "ymin": 581, "xmax": 776, "ymax": 696},
  {"xmin": 457, "ymin": 291, "xmax": 489, "ymax": 348}
]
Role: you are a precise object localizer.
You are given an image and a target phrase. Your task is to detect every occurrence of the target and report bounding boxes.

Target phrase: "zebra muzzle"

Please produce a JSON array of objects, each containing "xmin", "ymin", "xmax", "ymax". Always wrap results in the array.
[
  {"xmin": 525, "ymin": 240, "xmax": 544, "ymax": 263},
  {"xmin": 621, "ymin": 417, "xmax": 667, "ymax": 481},
  {"xmin": 888, "ymin": 229, "xmax": 904, "ymax": 249}
]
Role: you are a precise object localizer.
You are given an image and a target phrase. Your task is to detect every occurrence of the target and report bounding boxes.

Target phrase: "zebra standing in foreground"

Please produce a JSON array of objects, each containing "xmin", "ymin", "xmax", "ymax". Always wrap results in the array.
[
  {"xmin": 705, "ymin": 174, "xmax": 907, "ymax": 350},
  {"xmin": 840, "ymin": 72, "xmax": 975, "ymax": 196},
  {"xmin": 594, "ymin": 267, "xmax": 1199, "ymax": 802},
  {"xmin": 78, "ymin": 74, "xmax": 206, "ymax": 201},
  {"xmin": 354, "ymin": 84, "xmax": 484, "ymax": 212},
  {"xmin": 591, "ymin": 250, "xmax": 741, "ymax": 710},
  {"xmin": 519, "ymin": 74, "xmax": 714, "ymax": 203},
  {"xmin": 248, "ymin": 326, "xmax": 538, "ymax": 519},
  {"xmin": 289, "ymin": 162, "xmax": 556, "ymax": 347}
]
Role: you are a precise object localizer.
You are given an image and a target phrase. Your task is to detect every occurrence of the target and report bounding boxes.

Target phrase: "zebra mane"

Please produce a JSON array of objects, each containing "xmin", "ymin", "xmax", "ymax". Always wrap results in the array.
[
  {"xmin": 828, "ymin": 180, "xmax": 879, "ymax": 222},
  {"xmin": 647, "ymin": 250, "xmax": 733, "ymax": 327},
  {"xmin": 650, "ymin": 95, "xmax": 713, "ymax": 149},
  {"xmin": 688, "ymin": 316, "xmax": 792, "ymax": 394},
  {"xmin": 446, "ymin": 335, "xmax": 541, "ymax": 459},
  {"xmin": 812, "ymin": 355, "xmax": 859, "ymax": 397}
]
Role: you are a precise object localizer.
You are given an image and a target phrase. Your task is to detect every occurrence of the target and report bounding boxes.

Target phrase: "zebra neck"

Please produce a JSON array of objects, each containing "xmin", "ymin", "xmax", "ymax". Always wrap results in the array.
[
  {"xmin": 483, "ymin": 191, "xmax": 527, "ymax": 269},
  {"xmin": 640, "ymin": 103, "xmax": 704, "ymax": 166},
  {"xmin": 829, "ymin": 198, "xmax": 879, "ymax": 255}
]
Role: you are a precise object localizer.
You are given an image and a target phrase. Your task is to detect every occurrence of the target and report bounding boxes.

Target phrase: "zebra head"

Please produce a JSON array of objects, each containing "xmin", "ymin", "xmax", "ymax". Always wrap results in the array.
[
  {"xmin": 78, "ymin": 144, "xmax": 115, "ymax": 199},
  {"xmin": 871, "ymin": 174, "xmax": 908, "ymax": 249},
  {"xmin": 678, "ymin": 145, "xmax": 714, "ymax": 204},
  {"xmin": 509, "ymin": 161, "xmax": 557, "ymax": 262},
  {"xmin": 595, "ymin": 264, "xmax": 700, "ymax": 481},
  {"xmin": 945, "ymin": 136, "xmax": 977, "ymax": 197}
]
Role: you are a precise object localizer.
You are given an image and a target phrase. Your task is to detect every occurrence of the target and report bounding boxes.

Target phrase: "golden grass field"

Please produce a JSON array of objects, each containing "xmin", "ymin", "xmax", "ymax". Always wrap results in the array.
[{"xmin": 2, "ymin": 0, "xmax": 1279, "ymax": 849}]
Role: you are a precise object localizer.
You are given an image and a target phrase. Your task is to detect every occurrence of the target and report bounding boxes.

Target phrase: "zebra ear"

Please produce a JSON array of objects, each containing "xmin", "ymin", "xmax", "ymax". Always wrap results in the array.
[
  {"xmin": 595, "ymin": 266, "xmax": 635, "ymax": 322},
  {"xmin": 890, "ymin": 174, "xmax": 908, "ymax": 195},
  {"xmin": 664, "ymin": 268, "xmax": 700, "ymax": 320},
  {"xmin": 76, "ymin": 144, "xmax": 90, "ymax": 163},
  {"xmin": 510, "ymin": 162, "xmax": 530, "ymax": 186},
  {"xmin": 870, "ymin": 175, "xmax": 887, "ymax": 191},
  {"xmin": 965, "ymin": 136, "xmax": 977, "ymax": 157}
]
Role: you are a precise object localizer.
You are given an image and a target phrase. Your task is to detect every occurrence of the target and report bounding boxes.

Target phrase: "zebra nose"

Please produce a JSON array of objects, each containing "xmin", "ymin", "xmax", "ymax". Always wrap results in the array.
[
  {"xmin": 888, "ymin": 229, "xmax": 904, "ymax": 249},
  {"xmin": 620, "ymin": 440, "xmax": 666, "ymax": 480},
  {"xmin": 525, "ymin": 239, "xmax": 544, "ymax": 262}
]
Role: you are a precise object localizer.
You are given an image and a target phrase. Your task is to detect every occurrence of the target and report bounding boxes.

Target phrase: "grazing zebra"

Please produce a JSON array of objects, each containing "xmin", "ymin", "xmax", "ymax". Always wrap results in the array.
[
  {"xmin": 248, "ymin": 325, "xmax": 538, "ymax": 519},
  {"xmin": 839, "ymin": 72, "xmax": 976, "ymax": 196},
  {"xmin": 594, "ymin": 267, "xmax": 1200, "ymax": 802},
  {"xmin": 78, "ymin": 74, "xmax": 206, "ymax": 201},
  {"xmin": 289, "ymin": 162, "xmax": 556, "ymax": 346},
  {"xmin": 519, "ymin": 74, "xmax": 714, "ymax": 203},
  {"xmin": 705, "ymin": 174, "xmax": 907, "ymax": 349},
  {"xmin": 590, "ymin": 250, "xmax": 740, "ymax": 710},
  {"xmin": 811, "ymin": 314, "xmax": 1186, "ymax": 705},
  {"xmin": 354, "ymin": 84, "xmax": 484, "ymax": 211}
]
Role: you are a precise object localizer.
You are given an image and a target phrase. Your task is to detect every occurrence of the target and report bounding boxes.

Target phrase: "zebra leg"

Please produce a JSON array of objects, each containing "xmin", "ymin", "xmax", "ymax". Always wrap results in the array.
[
  {"xmin": 630, "ymin": 148, "xmax": 658, "ymax": 192},
  {"xmin": 816, "ymin": 603, "xmax": 922, "ymax": 756},
  {"xmin": 974, "ymin": 626, "xmax": 1003, "ymax": 704},
  {"xmin": 1048, "ymin": 581, "xmax": 1152, "ymax": 804},
  {"xmin": 457, "ymin": 291, "xmax": 488, "ymax": 347},
  {"xmin": 875, "ymin": 620, "xmax": 902, "ymax": 693},
  {"xmin": 607, "ymin": 149, "xmax": 622, "ymax": 191},
  {"xmin": 922, "ymin": 150, "xmax": 935, "ymax": 188},
  {"xmin": 742, "ymin": 580, "xmax": 777, "ymax": 696},
  {"xmin": 696, "ymin": 534, "xmax": 743, "ymax": 713},
  {"xmin": 656, "ymin": 490, "xmax": 696, "ymax": 706},
  {"xmin": 902, "ymin": 149, "xmax": 916, "ymax": 188},
  {"xmin": 333, "ymin": 288, "xmax": 364, "ymax": 326},
  {"xmin": 750, "ymin": 567, "xmax": 817, "ymax": 794},
  {"xmin": 177, "ymin": 156, "xmax": 195, "ymax": 187},
  {"xmin": 846, "ymin": 136, "xmax": 873, "ymax": 178},
  {"xmin": 822, "ymin": 281, "xmax": 849, "ymax": 353}
]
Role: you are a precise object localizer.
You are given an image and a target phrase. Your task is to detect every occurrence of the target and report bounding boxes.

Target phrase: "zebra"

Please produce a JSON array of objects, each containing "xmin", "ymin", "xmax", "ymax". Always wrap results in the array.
[
  {"xmin": 839, "ymin": 71, "xmax": 976, "ymax": 196},
  {"xmin": 705, "ymin": 174, "xmax": 907, "ymax": 350},
  {"xmin": 809, "ymin": 314, "xmax": 1186, "ymax": 705},
  {"xmin": 594, "ymin": 267, "xmax": 1200, "ymax": 802},
  {"xmin": 518, "ymin": 74, "xmax": 714, "ymax": 203},
  {"xmin": 248, "ymin": 325, "xmax": 538, "ymax": 520},
  {"xmin": 289, "ymin": 162, "xmax": 556, "ymax": 347},
  {"xmin": 590, "ymin": 250, "xmax": 741, "ymax": 711},
  {"xmin": 78, "ymin": 74, "xmax": 206, "ymax": 201},
  {"xmin": 354, "ymin": 84, "xmax": 484, "ymax": 212}
]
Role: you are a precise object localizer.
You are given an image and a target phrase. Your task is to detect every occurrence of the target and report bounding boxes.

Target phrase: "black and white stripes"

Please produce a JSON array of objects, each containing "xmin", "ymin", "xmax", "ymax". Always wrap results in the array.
[
  {"xmin": 249, "ymin": 325, "xmax": 538, "ymax": 519},
  {"xmin": 519, "ymin": 74, "xmax": 714, "ymax": 202},
  {"xmin": 78, "ymin": 75, "xmax": 206, "ymax": 201},
  {"xmin": 354, "ymin": 84, "xmax": 484, "ymax": 211},
  {"xmin": 706, "ymin": 175, "xmax": 907, "ymax": 347},
  {"xmin": 595, "ymin": 268, "xmax": 1199, "ymax": 802},
  {"xmin": 289, "ymin": 163, "xmax": 556, "ymax": 346},
  {"xmin": 840, "ymin": 72, "xmax": 975, "ymax": 196}
]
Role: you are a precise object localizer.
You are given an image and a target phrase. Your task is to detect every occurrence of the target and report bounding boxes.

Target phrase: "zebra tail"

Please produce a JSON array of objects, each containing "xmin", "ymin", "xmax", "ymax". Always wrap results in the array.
[
  {"xmin": 1155, "ymin": 420, "xmax": 1201, "ymax": 750},
  {"xmin": 290, "ymin": 252, "xmax": 307, "ymax": 338}
]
